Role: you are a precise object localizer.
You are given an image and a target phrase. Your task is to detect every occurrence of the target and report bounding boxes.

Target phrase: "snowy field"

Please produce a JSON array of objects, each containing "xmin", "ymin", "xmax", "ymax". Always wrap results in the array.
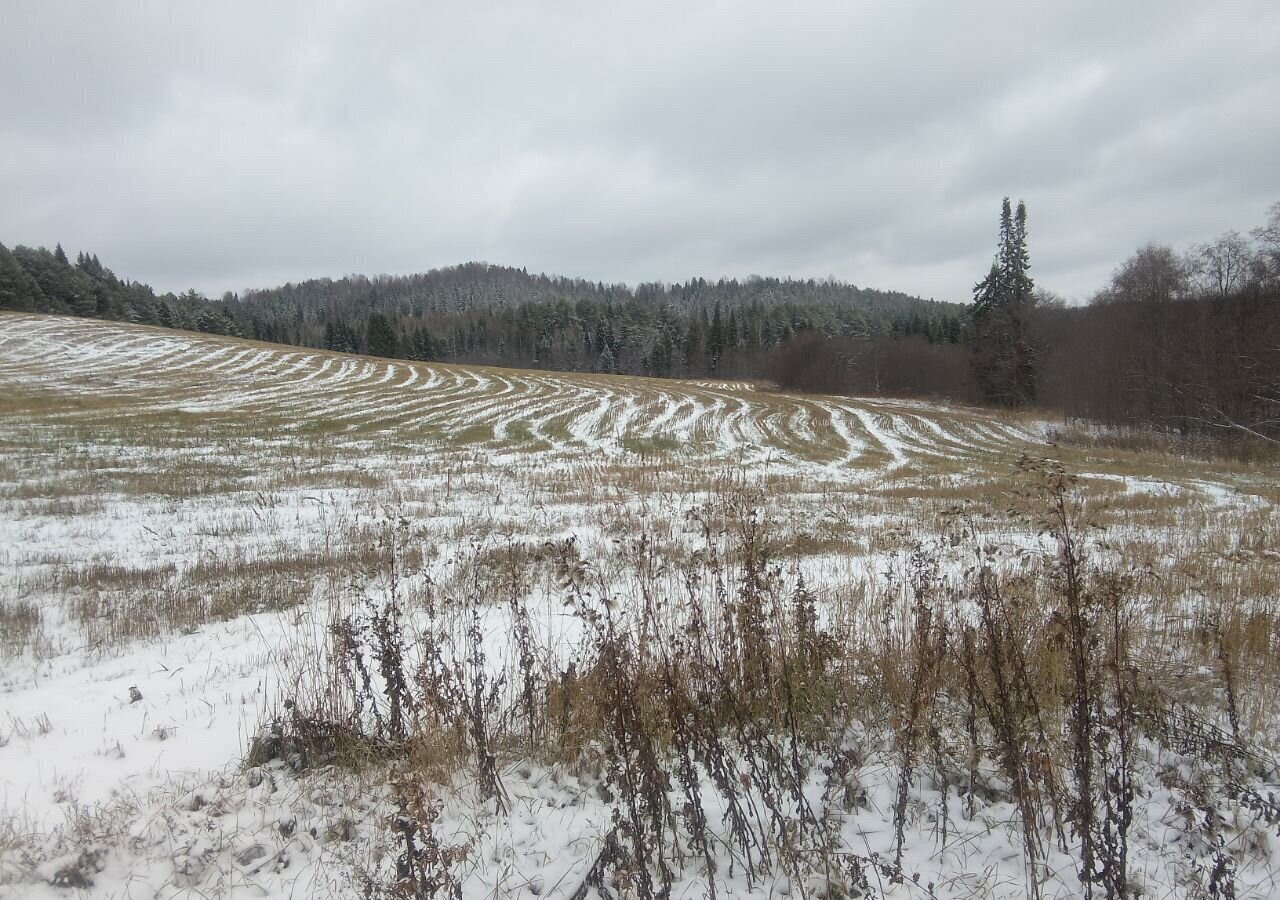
[{"xmin": 1, "ymin": 312, "xmax": 1278, "ymax": 899}]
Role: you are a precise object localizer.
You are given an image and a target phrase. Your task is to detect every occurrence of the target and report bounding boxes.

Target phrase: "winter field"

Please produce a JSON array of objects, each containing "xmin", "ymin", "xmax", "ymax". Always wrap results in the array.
[{"xmin": 1, "ymin": 311, "xmax": 1278, "ymax": 899}]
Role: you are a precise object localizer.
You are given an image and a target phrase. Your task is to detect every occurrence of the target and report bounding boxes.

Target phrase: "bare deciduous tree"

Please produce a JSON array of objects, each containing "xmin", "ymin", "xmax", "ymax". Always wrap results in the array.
[{"xmin": 1187, "ymin": 231, "xmax": 1254, "ymax": 299}]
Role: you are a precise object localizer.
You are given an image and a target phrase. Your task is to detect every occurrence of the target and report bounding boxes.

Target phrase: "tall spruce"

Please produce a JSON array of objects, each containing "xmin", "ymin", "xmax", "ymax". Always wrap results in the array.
[{"xmin": 971, "ymin": 198, "xmax": 1037, "ymax": 406}]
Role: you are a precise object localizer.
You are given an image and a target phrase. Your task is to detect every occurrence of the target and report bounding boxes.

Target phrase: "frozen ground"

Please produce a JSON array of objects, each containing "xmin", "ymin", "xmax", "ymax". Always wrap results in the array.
[{"xmin": 0, "ymin": 313, "xmax": 1277, "ymax": 898}]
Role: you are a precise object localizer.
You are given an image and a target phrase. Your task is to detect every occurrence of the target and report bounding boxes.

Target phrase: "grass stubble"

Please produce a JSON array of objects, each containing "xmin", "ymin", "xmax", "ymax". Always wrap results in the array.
[{"xmin": 1, "ymin": 314, "xmax": 1278, "ymax": 897}]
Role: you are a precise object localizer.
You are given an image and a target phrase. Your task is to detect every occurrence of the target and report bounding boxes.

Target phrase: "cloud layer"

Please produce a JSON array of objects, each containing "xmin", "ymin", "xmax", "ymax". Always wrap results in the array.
[{"xmin": 3, "ymin": 1, "xmax": 1278, "ymax": 302}]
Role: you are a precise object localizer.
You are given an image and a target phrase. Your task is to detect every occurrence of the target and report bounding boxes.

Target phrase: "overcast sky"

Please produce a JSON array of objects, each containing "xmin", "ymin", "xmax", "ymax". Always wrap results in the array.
[{"xmin": 3, "ymin": 2, "xmax": 1278, "ymax": 304}]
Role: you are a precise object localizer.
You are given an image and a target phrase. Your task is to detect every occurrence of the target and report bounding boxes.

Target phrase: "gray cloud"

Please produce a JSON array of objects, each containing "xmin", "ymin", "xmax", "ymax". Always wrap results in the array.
[{"xmin": 2, "ymin": 0, "xmax": 1277, "ymax": 303}]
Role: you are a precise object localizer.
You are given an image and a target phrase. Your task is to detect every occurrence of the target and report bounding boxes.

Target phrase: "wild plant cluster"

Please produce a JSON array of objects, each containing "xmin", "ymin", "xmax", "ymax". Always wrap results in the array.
[{"xmin": 257, "ymin": 458, "xmax": 1279, "ymax": 899}]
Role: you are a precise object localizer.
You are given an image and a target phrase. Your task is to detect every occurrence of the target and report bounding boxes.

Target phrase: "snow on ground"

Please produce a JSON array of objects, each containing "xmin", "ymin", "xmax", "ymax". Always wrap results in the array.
[
  {"xmin": 1, "ymin": 608, "xmax": 307, "ymax": 830},
  {"xmin": 0, "ymin": 314, "xmax": 1045, "ymax": 473},
  {"xmin": 0, "ymin": 313, "xmax": 1276, "ymax": 898}
]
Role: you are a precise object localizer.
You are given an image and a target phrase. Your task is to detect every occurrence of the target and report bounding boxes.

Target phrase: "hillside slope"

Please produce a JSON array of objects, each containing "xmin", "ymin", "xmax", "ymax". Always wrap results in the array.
[{"xmin": 0, "ymin": 313, "xmax": 1031, "ymax": 473}]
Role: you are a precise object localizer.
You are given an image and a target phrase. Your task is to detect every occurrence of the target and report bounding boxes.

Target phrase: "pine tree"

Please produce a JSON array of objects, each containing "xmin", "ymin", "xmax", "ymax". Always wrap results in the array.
[
  {"xmin": 684, "ymin": 316, "xmax": 704, "ymax": 374},
  {"xmin": 366, "ymin": 311, "xmax": 398, "ymax": 358},
  {"xmin": 598, "ymin": 343, "xmax": 616, "ymax": 374},
  {"xmin": 970, "ymin": 198, "xmax": 1037, "ymax": 406},
  {"xmin": 709, "ymin": 301, "xmax": 725, "ymax": 367},
  {"xmin": 412, "ymin": 326, "xmax": 435, "ymax": 360},
  {"xmin": 0, "ymin": 243, "xmax": 41, "ymax": 310},
  {"xmin": 195, "ymin": 310, "xmax": 228, "ymax": 334}
]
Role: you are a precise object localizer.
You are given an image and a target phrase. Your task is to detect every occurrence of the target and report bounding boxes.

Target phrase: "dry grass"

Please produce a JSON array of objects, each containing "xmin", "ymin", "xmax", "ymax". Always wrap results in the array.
[
  {"xmin": 258, "ymin": 470, "xmax": 1280, "ymax": 898},
  {"xmin": 3, "ymin": 313, "xmax": 1279, "ymax": 896},
  {"xmin": 0, "ymin": 599, "xmax": 41, "ymax": 656}
]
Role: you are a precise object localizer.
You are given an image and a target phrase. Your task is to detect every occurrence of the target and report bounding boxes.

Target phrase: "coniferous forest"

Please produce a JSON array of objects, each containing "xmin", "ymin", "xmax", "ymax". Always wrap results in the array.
[
  {"xmin": 3, "ymin": 199, "xmax": 1278, "ymax": 449},
  {"xmin": 0, "ymin": 242, "xmax": 965, "ymax": 382}
]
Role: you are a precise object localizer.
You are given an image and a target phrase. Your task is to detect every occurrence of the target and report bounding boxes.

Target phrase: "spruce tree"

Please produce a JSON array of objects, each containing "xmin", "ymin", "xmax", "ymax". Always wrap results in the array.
[
  {"xmin": 0, "ymin": 243, "xmax": 41, "ymax": 310},
  {"xmin": 366, "ymin": 311, "xmax": 398, "ymax": 358},
  {"xmin": 709, "ymin": 301, "xmax": 725, "ymax": 365},
  {"xmin": 970, "ymin": 198, "xmax": 1037, "ymax": 406}
]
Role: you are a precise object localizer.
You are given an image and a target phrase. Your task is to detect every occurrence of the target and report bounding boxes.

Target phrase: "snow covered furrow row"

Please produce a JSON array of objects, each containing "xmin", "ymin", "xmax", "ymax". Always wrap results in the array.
[{"xmin": 0, "ymin": 314, "xmax": 1046, "ymax": 472}]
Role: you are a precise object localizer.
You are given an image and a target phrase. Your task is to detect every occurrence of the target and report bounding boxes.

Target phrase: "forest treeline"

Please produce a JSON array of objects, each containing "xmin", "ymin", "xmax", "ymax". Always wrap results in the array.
[
  {"xmin": 0, "ymin": 244, "xmax": 964, "ymax": 379},
  {"xmin": 772, "ymin": 201, "xmax": 1280, "ymax": 449},
  {"xmin": 0, "ymin": 242, "xmax": 243, "ymax": 336},
  {"xmin": 238, "ymin": 267, "xmax": 968, "ymax": 379},
  {"xmin": 2, "ymin": 200, "xmax": 1277, "ymax": 447},
  {"xmin": 1037, "ymin": 233, "xmax": 1280, "ymax": 447}
]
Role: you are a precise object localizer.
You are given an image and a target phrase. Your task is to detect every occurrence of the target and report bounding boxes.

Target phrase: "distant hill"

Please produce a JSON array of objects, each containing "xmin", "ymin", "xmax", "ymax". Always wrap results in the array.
[
  {"xmin": 227, "ymin": 263, "xmax": 966, "ymax": 378},
  {"xmin": 0, "ymin": 244, "xmax": 965, "ymax": 380}
]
